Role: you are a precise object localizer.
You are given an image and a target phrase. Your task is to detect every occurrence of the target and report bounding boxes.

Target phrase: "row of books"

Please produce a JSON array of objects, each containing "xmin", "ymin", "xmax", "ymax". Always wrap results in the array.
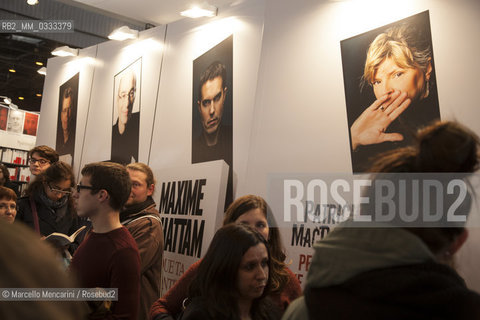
[
  {"xmin": 1, "ymin": 148, "xmax": 29, "ymax": 165},
  {"xmin": 7, "ymin": 167, "xmax": 32, "ymax": 183}
]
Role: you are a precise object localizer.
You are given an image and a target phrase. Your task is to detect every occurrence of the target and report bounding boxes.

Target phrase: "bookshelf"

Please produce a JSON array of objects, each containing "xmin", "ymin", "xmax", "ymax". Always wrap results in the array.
[{"xmin": 0, "ymin": 147, "xmax": 32, "ymax": 185}]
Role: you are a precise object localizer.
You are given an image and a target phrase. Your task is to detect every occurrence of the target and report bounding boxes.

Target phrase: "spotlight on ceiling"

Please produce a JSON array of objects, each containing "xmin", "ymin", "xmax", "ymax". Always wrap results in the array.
[
  {"xmin": 37, "ymin": 67, "xmax": 47, "ymax": 75},
  {"xmin": 27, "ymin": 0, "xmax": 39, "ymax": 5},
  {"xmin": 108, "ymin": 26, "xmax": 139, "ymax": 41},
  {"xmin": 51, "ymin": 46, "xmax": 79, "ymax": 57},
  {"xmin": 0, "ymin": 96, "xmax": 12, "ymax": 105},
  {"xmin": 180, "ymin": 3, "xmax": 218, "ymax": 18}
]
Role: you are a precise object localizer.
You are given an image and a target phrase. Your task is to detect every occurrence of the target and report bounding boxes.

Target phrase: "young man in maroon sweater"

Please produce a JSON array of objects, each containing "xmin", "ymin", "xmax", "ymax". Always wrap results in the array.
[{"xmin": 70, "ymin": 162, "xmax": 141, "ymax": 320}]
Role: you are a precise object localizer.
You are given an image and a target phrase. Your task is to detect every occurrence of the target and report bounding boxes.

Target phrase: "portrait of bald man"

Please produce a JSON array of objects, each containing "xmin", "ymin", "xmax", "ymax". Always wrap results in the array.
[{"xmin": 112, "ymin": 60, "xmax": 141, "ymax": 164}]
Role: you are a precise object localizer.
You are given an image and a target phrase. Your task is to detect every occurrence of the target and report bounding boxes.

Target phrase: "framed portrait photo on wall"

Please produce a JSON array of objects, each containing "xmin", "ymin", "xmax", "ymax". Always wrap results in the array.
[{"xmin": 341, "ymin": 11, "xmax": 440, "ymax": 173}]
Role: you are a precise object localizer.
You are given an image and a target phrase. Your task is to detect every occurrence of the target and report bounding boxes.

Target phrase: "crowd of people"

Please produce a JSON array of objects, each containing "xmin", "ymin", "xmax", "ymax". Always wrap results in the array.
[{"xmin": 1, "ymin": 120, "xmax": 480, "ymax": 320}]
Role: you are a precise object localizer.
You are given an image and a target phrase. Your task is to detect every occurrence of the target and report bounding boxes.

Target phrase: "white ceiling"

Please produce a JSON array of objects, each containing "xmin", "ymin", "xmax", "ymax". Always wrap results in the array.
[{"xmin": 68, "ymin": 0, "xmax": 239, "ymax": 26}]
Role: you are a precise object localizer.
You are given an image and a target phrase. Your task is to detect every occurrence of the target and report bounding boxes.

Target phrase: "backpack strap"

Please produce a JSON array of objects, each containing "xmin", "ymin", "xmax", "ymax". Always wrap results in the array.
[{"xmin": 122, "ymin": 214, "xmax": 161, "ymax": 226}]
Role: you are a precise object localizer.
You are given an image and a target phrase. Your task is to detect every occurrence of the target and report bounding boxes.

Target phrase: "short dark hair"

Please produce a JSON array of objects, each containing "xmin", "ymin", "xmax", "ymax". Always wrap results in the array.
[
  {"xmin": 0, "ymin": 186, "xmax": 16, "ymax": 202},
  {"xmin": 81, "ymin": 162, "xmax": 131, "ymax": 211},
  {"xmin": 198, "ymin": 61, "xmax": 227, "ymax": 100},
  {"xmin": 28, "ymin": 145, "xmax": 59, "ymax": 164}
]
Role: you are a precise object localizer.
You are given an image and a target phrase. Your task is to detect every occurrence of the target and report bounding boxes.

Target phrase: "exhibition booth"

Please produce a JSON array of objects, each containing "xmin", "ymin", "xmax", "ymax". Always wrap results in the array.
[{"xmin": 33, "ymin": 0, "xmax": 480, "ymax": 294}]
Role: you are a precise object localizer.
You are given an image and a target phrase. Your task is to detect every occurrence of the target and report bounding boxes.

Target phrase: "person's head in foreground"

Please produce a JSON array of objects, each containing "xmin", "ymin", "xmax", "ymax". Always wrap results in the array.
[
  {"xmin": 0, "ymin": 220, "xmax": 86, "ymax": 319},
  {"xmin": 283, "ymin": 121, "xmax": 480, "ymax": 320},
  {"xmin": 369, "ymin": 120, "xmax": 480, "ymax": 264}
]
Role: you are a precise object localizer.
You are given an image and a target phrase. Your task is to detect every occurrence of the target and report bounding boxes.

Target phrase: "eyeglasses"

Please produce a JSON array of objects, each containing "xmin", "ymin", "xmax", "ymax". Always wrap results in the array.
[
  {"xmin": 48, "ymin": 183, "xmax": 72, "ymax": 195},
  {"xmin": 118, "ymin": 88, "xmax": 136, "ymax": 100},
  {"xmin": 29, "ymin": 157, "xmax": 50, "ymax": 166},
  {"xmin": 76, "ymin": 184, "xmax": 96, "ymax": 193}
]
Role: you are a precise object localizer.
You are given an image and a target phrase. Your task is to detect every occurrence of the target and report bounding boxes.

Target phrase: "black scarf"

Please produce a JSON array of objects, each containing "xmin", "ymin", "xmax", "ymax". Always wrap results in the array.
[
  {"xmin": 36, "ymin": 189, "xmax": 69, "ymax": 222},
  {"xmin": 119, "ymin": 196, "xmax": 156, "ymax": 222}
]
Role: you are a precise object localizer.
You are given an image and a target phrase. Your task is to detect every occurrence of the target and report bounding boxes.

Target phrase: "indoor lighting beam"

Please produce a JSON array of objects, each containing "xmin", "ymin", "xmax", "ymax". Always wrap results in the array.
[
  {"xmin": 108, "ymin": 26, "xmax": 139, "ymax": 41},
  {"xmin": 37, "ymin": 67, "xmax": 47, "ymax": 75},
  {"xmin": 181, "ymin": 4, "xmax": 218, "ymax": 18},
  {"xmin": 52, "ymin": 46, "xmax": 79, "ymax": 57}
]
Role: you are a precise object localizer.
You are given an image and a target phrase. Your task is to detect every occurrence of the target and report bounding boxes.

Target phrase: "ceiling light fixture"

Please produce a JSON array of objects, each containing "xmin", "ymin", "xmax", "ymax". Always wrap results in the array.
[
  {"xmin": 36, "ymin": 93, "xmax": 42, "ymax": 97},
  {"xmin": 51, "ymin": 46, "xmax": 79, "ymax": 57},
  {"xmin": 18, "ymin": 97, "xmax": 24, "ymax": 100},
  {"xmin": 27, "ymin": 0, "xmax": 39, "ymax": 5},
  {"xmin": 108, "ymin": 26, "xmax": 139, "ymax": 41},
  {"xmin": 0, "ymin": 96, "xmax": 12, "ymax": 105},
  {"xmin": 8, "ymin": 68, "xmax": 16, "ymax": 73},
  {"xmin": 35, "ymin": 61, "xmax": 43, "ymax": 66},
  {"xmin": 37, "ymin": 67, "xmax": 47, "ymax": 75},
  {"xmin": 181, "ymin": 3, "xmax": 218, "ymax": 18}
]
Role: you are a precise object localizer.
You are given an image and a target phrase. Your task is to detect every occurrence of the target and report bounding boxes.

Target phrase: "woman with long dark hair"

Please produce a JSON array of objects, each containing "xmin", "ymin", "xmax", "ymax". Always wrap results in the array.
[
  {"xmin": 180, "ymin": 224, "xmax": 273, "ymax": 320},
  {"xmin": 150, "ymin": 195, "xmax": 301, "ymax": 319}
]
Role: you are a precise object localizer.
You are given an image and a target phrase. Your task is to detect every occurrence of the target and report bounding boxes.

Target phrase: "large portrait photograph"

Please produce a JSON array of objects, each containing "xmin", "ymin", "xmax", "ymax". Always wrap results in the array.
[
  {"xmin": 111, "ymin": 58, "xmax": 142, "ymax": 164},
  {"xmin": 341, "ymin": 11, "xmax": 440, "ymax": 173},
  {"xmin": 56, "ymin": 73, "xmax": 79, "ymax": 165},
  {"xmin": 192, "ymin": 35, "xmax": 233, "ymax": 206}
]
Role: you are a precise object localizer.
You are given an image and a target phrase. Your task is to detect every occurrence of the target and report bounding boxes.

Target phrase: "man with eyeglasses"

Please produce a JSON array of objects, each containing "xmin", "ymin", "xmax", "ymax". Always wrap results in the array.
[
  {"xmin": 111, "ymin": 67, "xmax": 140, "ymax": 164},
  {"xmin": 28, "ymin": 145, "xmax": 59, "ymax": 176},
  {"xmin": 192, "ymin": 61, "xmax": 233, "ymax": 206},
  {"xmin": 70, "ymin": 162, "xmax": 140, "ymax": 320},
  {"xmin": 120, "ymin": 162, "xmax": 163, "ymax": 320}
]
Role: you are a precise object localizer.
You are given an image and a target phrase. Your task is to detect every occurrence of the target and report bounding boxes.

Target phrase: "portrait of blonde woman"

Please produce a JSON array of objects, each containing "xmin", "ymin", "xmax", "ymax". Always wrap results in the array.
[{"xmin": 341, "ymin": 11, "xmax": 440, "ymax": 172}]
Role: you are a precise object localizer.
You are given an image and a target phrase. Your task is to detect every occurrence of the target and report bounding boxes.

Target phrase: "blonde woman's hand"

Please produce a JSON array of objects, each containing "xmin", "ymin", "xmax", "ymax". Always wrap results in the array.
[{"xmin": 350, "ymin": 91, "xmax": 411, "ymax": 151}]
